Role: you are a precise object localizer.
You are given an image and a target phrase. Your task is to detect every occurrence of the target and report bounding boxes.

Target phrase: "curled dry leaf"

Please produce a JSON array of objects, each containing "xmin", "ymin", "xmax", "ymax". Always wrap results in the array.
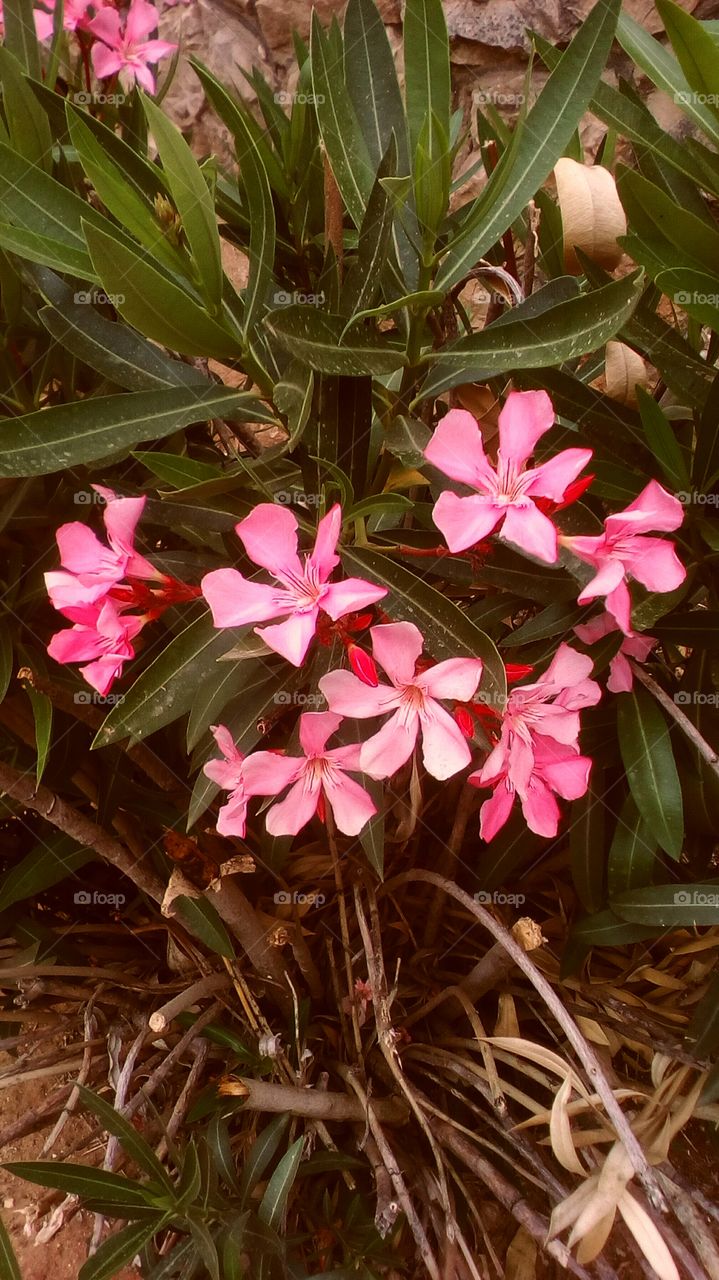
[
  {"xmin": 617, "ymin": 1191, "xmax": 680, "ymax": 1280},
  {"xmin": 604, "ymin": 340, "xmax": 648, "ymax": 406},
  {"xmin": 549, "ymin": 1075, "xmax": 586, "ymax": 1175},
  {"xmin": 553, "ymin": 158, "xmax": 627, "ymax": 274}
]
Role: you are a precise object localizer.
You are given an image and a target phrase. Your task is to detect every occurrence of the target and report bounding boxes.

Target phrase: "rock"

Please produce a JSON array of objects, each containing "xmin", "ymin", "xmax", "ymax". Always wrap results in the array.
[
  {"xmin": 445, "ymin": 0, "xmax": 573, "ymax": 53},
  {"xmin": 255, "ymin": 0, "xmax": 339, "ymax": 51}
]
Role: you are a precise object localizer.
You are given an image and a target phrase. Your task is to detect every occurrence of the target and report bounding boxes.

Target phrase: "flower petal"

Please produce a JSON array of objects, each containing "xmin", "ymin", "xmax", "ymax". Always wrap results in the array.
[
  {"xmin": 497, "ymin": 390, "xmax": 554, "ymax": 468},
  {"xmin": 241, "ymin": 751, "xmax": 303, "ymax": 796},
  {"xmin": 431, "ymin": 491, "xmax": 502, "ymax": 553},
  {"xmin": 525, "ymin": 448, "xmax": 593, "ymax": 502},
  {"xmin": 257, "ymin": 608, "xmax": 318, "ymax": 666},
  {"xmin": 321, "ymin": 577, "xmax": 387, "ymax": 621},
  {"xmin": 235, "ymin": 503, "xmax": 302, "ymax": 578},
  {"xmin": 359, "ymin": 709, "xmax": 417, "ymax": 778},
  {"xmin": 500, "ymin": 501, "xmax": 558, "ymax": 563},
  {"xmin": 201, "ymin": 569, "xmax": 284, "ymax": 627},
  {"xmin": 216, "ymin": 790, "xmax": 248, "ymax": 838},
  {"xmin": 479, "ymin": 781, "xmax": 515, "ymax": 841},
  {"xmin": 298, "ymin": 710, "xmax": 342, "ymax": 756},
  {"xmin": 419, "ymin": 656, "xmax": 483, "ymax": 702},
  {"xmin": 606, "ymin": 479, "xmax": 684, "ymax": 537},
  {"xmin": 418, "ymin": 699, "xmax": 472, "ymax": 780},
  {"xmin": 308, "ymin": 504, "xmax": 341, "ymax": 579},
  {"xmin": 623, "ymin": 536, "xmax": 685, "ymax": 593},
  {"xmin": 320, "ymin": 669, "xmax": 399, "ymax": 718},
  {"xmin": 521, "ymin": 777, "xmax": 561, "ymax": 837},
  {"xmin": 423, "ymin": 408, "xmax": 496, "ymax": 488},
  {"xmin": 324, "ymin": 772, "xmax": 376, "ymax": 836},
  {"xmin": 370, "ymin": 621, "xmax": 424, "ymax": 687},
  {"xmin": 265, "ymin": 774, "xmax": 319, "ymax": 836}
]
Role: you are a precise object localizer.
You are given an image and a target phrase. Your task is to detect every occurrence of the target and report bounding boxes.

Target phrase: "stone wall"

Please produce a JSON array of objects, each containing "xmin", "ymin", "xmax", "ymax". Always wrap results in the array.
[{"xmin": 158, "ymin": 0, "xmax": 708, "ymax": 172}]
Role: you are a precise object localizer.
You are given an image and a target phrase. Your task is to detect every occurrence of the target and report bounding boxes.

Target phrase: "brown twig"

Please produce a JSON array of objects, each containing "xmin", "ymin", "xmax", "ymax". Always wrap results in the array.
[
  {"xmin": 148, "ymin": 973, "xmax": 231, "ymax": 1034},
  {"xmin": 631, "ymin": 662, "xmax": 719, "ymax": 780},
  {"xmin": 219, "ymin": 1077, "xmax": 409, "ymax": 1125}
]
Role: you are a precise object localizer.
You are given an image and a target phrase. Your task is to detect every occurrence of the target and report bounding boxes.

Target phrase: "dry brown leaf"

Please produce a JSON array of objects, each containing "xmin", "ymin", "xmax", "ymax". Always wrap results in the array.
[
  {"xmin": 553, "ymin": 158, "xmax": 626, "ymax": 273},
  {"xmin": 617, "ymin": 1191, "xmax": 680, "ymax": 1280},
  {"xmin": 505, "ymin": 1226, "xmax": 537, "ymax": 1280},
  {"xmin": 549, "ymin": 1076, "xmax": 586, "ymax": 1175},
  {"xmin": 604, "ymin": 341, "xmax": 648, "ymax": 406}
]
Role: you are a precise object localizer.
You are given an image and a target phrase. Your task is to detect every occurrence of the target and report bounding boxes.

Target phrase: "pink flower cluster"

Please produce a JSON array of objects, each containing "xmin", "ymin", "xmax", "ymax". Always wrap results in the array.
[
  {"xmin": 45, "ymin": 486, "xmax": 199, "ymax": 694},
  {"xmin": 34, "ymin": 0, "xmax": 177, "ymax": 94},
  {"xmin": 44, "ymin": 390, "xmax": 687, "ymax": 845}
]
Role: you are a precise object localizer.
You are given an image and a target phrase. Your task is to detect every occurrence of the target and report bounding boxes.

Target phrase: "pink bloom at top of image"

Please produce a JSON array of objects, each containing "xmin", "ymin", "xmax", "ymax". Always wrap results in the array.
[
  {"xmin": 34, "ymin": 0, "xmax": 92, "ymax": 41},
  {"xmin": 319, "ymin": 621, "xmax": 484, "ymax": 781},
  {"xmin": 477, "ymin": 642, "xmax": 601, "ymax": 801},
  {"xmin": 45, "ymin": 485, "xmax": 162, "ymax": 616},
  {"xmin": 423, "ymin": 390, "xmax": 592, "ymax": 563},
  {"xmin": 47, "ymin": 598, "xmax": 145, "ymax": 695},
  {"xmin": 472, "ymin": 735, "xmax": 592, "ymax": 841},
  {"xmin": 88, "ymin": 0, "xmax": 177, "ymax": 93},
  {"xmin": 574, "ymin": 612, "xmax": 655, "ymax": 695},
  {"xmin": 203, "ymin": 724, "xmax": 248, "ymax": 839},
  {"xmin": 237, "ymin": 711, "xmax": 377, "ymax": 838},
  {"xmin": 562, "ymin": 480, "xmax": 685, "ymax": 634},
  {"xmin": 201, "ymin": 503, "xmax": 387, "ymax": 668}
]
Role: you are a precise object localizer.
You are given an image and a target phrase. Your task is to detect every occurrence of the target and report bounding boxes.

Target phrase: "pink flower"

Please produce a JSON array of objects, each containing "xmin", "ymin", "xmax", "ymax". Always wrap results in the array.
[
  {"xmin": 319, "ymin": 621, "xmax": 483, "ymax": 781},
  {"xmin": 424, "ymin": 390, "xmax": 592, "ymax": 562},
  {"xmin": 562, "ymin": 480, "xmax": 685, "ymax": 634},
  {"xmin": 474, "ymin": 736, "xmax": 593, "ymax": 840},
  {"xmin": 88, "ymin": 0, "xmax": 177, "ymax": 93},
  {"xmin": 203, "ymin": 725, "xmax": 248, "ymax": 838},
  {"xmin": 201, "ymin": 504, "xmax": 387, "ymax": 668},
  {"xmin": 206, "ymin": 712, "xmax": 377, "ymax": 838},
  {"xmin": 574, "ymin": 613, "xmax": 655, "ymax": 694},
  {"xmin": 47, "ymin": 599, "xmax": 145, "ymax": 695},
  {"xmin": 34, "ymin": 0, "xmax": 91, "ymax": 40},
  {"xmin": 45, "ymin": 486, "xmax": 162, "ymax": 616},
  {"xmin": 469, "ymin": 643, "xmax": 600, "ymax": 838}
]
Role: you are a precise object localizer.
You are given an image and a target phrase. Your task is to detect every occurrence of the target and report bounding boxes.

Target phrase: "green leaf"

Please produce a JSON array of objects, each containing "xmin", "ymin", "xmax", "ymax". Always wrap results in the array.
[
  {"xmin": 310, "ymin": 13, "xmax": 374, "ymax": 227},
  {"xmin": 341, "ymin": 136, "xmax": 397, "ymax": 318},
  {"xmin": 0, "ymin": 835, "xmax": 91, "ymax": 913},
  {"xmin": 569, "ymin": 909, "xmax": 660, "ymax": 947},
  {"xmin": 403, "ymin": 0, "xmax": 451, "ymax": 158},
  {"xmin": 134, "ymin": 453, "xmax": 225, "ymax": 489},
  {"xmin": 258, "ymin": 1138, "xmax": 304, "ymax": 1230},
  {"xmin": 92, "ymin": 614, "xmax": 250, "ymax": 748},
  {"xmin": 207, "ymin": 1114, "xmax": 241, "ymax": 1194},
  {"xmin": 617, "ymin": 166, "xmax": 719, "ymax": 281},
  {"xmin": 265, "ymin": 305, "xmax": 406, "ymax": 375},
  {"xmin": 607, "ymin": 794, "xmax": 657, "ymax": 897},
  {"xmin": 3, "ymin": 1163, "xmax": 158, "ymax": 1206},
  {"xmin": 436, "ymin": 0, "xmax": 620, "ymax": 291},
  {"xmin": 611, "ymin": 883, "xmax": 719, "ymax": 926},
  {"xmin": 0, "ymin": 627, "xmax": 13, "ymax": 705},
  {"xmin": 66, "ymin": 104, "xmax": 186, "ymax": 281},
  {"xmin": 83, "ymin": 222, "xmax": 242, "ymax": 361},
  {"xmin": 636, "ymin": 386, "xmax": 689, "ymax": 490},
  {"xmin": 617, "ymin": 687, "xmax": 684, "ymax": 859},
  {"xmin": 142, "ymin": 95, "xmax": 224, "ymax": 311},
  {"xmin": 693, "ymin": 372, "xmax": 719, "ymax": 492},
  {"xmin": 2, "ymin": 0, "xmax": 41, "ymax": 78},
  {"xmin": 569, "ymin": 773, "xmax": 606, "ymax": 914},
  {"xmin": 0, "ymin": 1217, "xmax": 20, "ymax": 1280},
  {"xmin": 419, "ymin": 272, "xmax": 643, "ymax": 401},
  {"xmin": 656, "ymin": 0, "xmax": 719, "ymax": 125},
  {"xmin": 173, "ymin": 895, "xmax": 234, "ymax": 959},
  {"xmin": 341, "ymin": 545, "xmax": 506, "ymax": 703},
  {"xmin": 502, "ymin": 602, "xmax": 587, "ymax": 648},
  {"xmin": 0, "ymin": 221, "xmax": 93, "ymax": 277},
  {"xmin": 190, "ymin": 58, "xmax": 289, "ymax": 202},
  {"xmin": 0, "ymin": 386, "xmax": 263, "ymax": 477},
  {"xmin": 24, "ymin": 686, "xmax": 51, "ymax": 786},
  {"xmin": 617, "ymin": 11, "xmax": 719, "ymax": 147},
  {"xmin": 75, "ymin": 1087, "xmax": 174, "ymax": 1192},
  {"xmin": 79, "ymin": 1218, "xmax": 166, "ymax": 1280},
  {"xmin": 187, "ymin": 1220, "xmax": 220, "ymax": 1280},
  {"xmin": 344, "ymin": 0, "xmax": 408, "ymax": 171},
  {"xmin": 0, "ymin": 49, "xmax": 51, "ymax": 172},
  {"xmin": 187, "ymin": 654, "xmax": 272, "ymax": 752},
  {"xmin": 238, "ymin": 1116, "xmax": 290, "ymax": 1208}
]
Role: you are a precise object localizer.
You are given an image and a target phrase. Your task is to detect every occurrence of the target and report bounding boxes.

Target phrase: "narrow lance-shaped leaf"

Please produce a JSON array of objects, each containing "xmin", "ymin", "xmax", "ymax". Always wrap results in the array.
[
  {"xmin": 617, "ymin": 687, "xmax": 684, "ymax": 859},
  {"xmin": 310, "ymin": 12, "xmax": 374, "ymax": 227},
  {"xmin": 403, "ymin": 0, "xmax": 451, "ymax": 158}
]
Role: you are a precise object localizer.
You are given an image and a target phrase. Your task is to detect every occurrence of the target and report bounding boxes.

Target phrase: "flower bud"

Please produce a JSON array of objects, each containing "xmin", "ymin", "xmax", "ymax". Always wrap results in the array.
[
  {"xmin": 348, "ymin": 643, "xmax": 379, "ymax": 687},
  {"xmin": 454, "ymin": 705, "xmax": 475, "ymax": 739}
]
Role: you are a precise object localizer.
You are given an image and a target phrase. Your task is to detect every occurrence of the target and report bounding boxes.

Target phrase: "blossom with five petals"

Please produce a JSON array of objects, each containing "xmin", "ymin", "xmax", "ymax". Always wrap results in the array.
[
  {"xmin": 47, "ymin": 599, "xmax": 145, "ymax": 695},
  {"xmin": 34, "ymin": 0, "xmax": 91, "ymax": 40},
  {"xmin": 574, "ymin": 613, "xmax": 655, "ymax": 694},
  {"xmin": 201, "ymin": 503, "xmax": 387, "ymax": 667},
  {"xmin": 469, "ymin": 643, "xmax": 600, "ymax": 838},
  {"xmin": 88, "ymin": 0, "xmax": 176, "ymax": 93},
  {"xmin": 320, "ymin": 621, "xmax": 483, "ymax": 781},
  {"xmin": 562, "ymin": 480, "xmax": 685, "ymax": 634},
  {"xmin": 205, "ymin": 712, "xmax": 376, "ymax": 838},
  {"xmin": 424, "ymin": 390, "xmax": 592, "ymax": 562},
  {"xmin": 45, "ymin": 485, "xmax": 162, "ymax": 615}
]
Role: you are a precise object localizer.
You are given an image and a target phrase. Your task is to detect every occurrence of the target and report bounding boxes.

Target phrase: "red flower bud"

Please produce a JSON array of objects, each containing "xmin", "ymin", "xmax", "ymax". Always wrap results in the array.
[
  {"xmin": 505, "ymin": 663, "xmax": 534, "ymax": 684},
  {"xmin": 348, "ymin": 643, "xmax": 379, "ymax": 687},
  {"xmin": 454, "ymin": 705, "xmax": 475, "ymax": 739}
]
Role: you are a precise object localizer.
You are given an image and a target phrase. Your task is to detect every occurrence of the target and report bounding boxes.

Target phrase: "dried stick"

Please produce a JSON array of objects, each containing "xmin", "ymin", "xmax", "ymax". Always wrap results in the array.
[
  {"xmin": 385, "ymin": 869, "xmax": 669, "ymax": 1215},
  {"xmin": 149, "ymin": 973, "xmax": 231, "ymax": 1033},
  {"xmin": 220, "ymin": 1077, "xmax": 409, "ymax": 1125},
  {"xmin": 156, "ymin": 1039, "xmax": 210, "ymax": 1159},
  {"xmin": 40, "ymin": 999, "xmax": 98, "ymax": 1155}
]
